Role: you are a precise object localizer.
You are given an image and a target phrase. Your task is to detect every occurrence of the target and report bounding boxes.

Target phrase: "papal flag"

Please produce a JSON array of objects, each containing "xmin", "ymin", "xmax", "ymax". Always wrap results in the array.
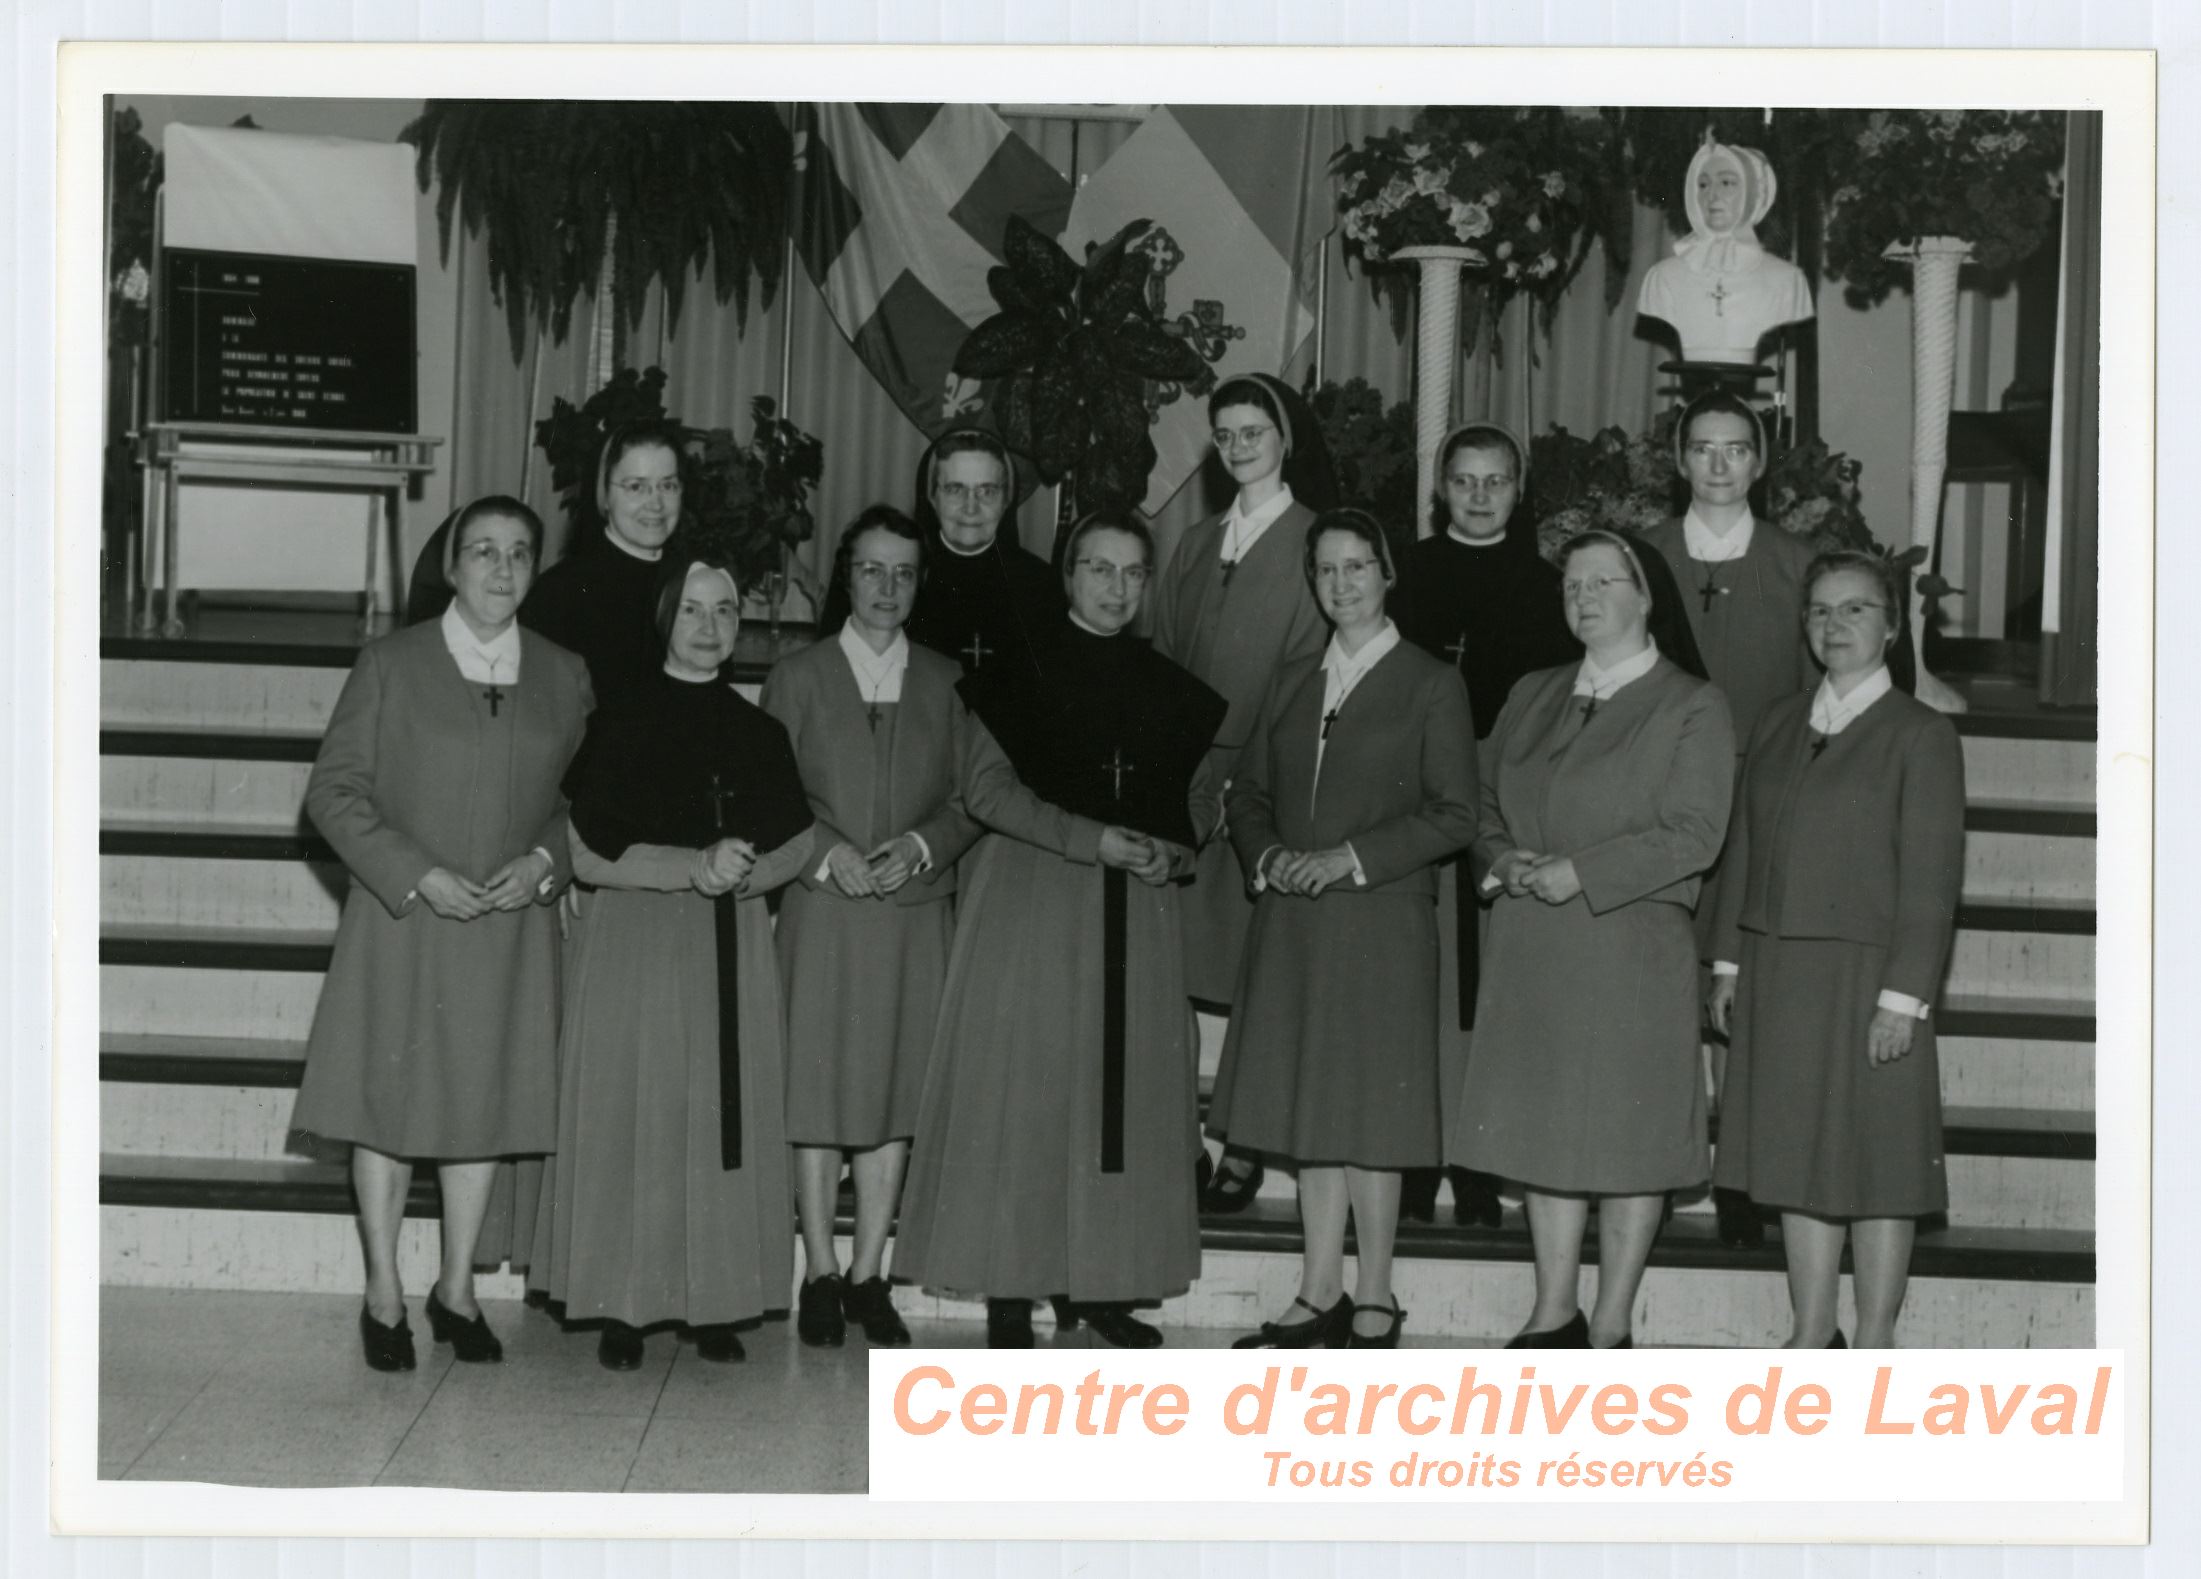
[
  {"xmin": 794, "ymin": 103, "xmax": 1074, "ymax": 438},
  {"xmin": 1059, "ymin": 106, "xmax": 1343, "ymax": 514}
]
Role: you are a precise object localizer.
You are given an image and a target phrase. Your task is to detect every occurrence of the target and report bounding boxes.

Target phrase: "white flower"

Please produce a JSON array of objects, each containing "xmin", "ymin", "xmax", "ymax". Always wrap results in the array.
[
  {"xmin": 1411, "ymin": 164, "xmax": 1453, "ymax": 197},
  {"xmin": 1448, "ymin": 201, "xmax": 1492, "ymax": 240},
  {"xmin": 1343, "ymin": 171, "xmax": 1365, "ymax": 197},
  {"xmin": 1531, "ymin": 254, "xmax": 1559, "ymax": 278},
  {"xmin": 1526, "ymin": 214, "xmax": 1542, "ymax": 234},
  {"xmin": 1465, "ymin": 142, "xmax": 1485, "ymax": 158},
  {"xmin": 1481, "ymin": 189, "xmax": 1501, "ymax": 209},
  {"xmin": 1379, "ymin": 176, "xmax": 1416, "ymax": 212},
  {"xmin": 1402, "ymin": 141, "xmax": 1431, "ymax": 162},
  {"xmin": 1495, "ymin": 240, "xmax": 1512, "ymax": 260},
  {"xmin": 1542, "ymin": 171, "xmax": 1566, "ymax": 198},
  {"xmin": 118, "ymin": 260, "xmax": 150, "ymax": 304}
]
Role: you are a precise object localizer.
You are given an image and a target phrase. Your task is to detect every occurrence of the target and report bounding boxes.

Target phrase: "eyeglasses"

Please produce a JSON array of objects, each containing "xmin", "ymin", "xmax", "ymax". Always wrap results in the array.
[
  {"xmin": 1562, "ymin": 575, "xmax": 1635, "ymax": 599},
  {"xmin": 1313, "ymin": 558, "xmax": 1387, "ymax": 583},
  {"xmin": 938, "ymin": 481, "xmax": 1004, "ymax": 508},
  {"xmin": 1684, "ymin": 441, "xmax": 1756, "ymax": 465},
  {"xmin": 1804, "ymin": 600, "xmax": 1891, "ymax": 626},
  {"xmin": 456, "ymin": 540, "xmax": 535, "ymax": 571},
  {"xmin": 1075, "ymin": 558, "xmax": 1151, "ymax": 588},
  {"xmin": 1211, "ymin": 424, "xmax": 1276, "ymax": 453},
  {"xmin": 1447, "ymin": 472, "xmax": 1517, "ymax": 494},
  {"xmin": 853, "ymin": 561, "xmax": 920, "ymax": 590},
  {"xmin": 612, "ymin": 477, "xmax": 683, "ymax": 501}
]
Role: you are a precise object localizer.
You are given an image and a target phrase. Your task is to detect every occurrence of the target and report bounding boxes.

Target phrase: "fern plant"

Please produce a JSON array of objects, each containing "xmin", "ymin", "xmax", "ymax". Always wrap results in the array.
[{"xmin": 403, "ymin": 101, "xmax": 793, "ymax": 364}]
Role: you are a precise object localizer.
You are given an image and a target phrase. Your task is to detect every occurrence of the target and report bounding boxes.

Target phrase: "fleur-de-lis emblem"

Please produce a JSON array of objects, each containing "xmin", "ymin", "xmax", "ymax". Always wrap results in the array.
[{"xmin": 940, "ymin": 373, "xmax": 984, "ymax": 420}]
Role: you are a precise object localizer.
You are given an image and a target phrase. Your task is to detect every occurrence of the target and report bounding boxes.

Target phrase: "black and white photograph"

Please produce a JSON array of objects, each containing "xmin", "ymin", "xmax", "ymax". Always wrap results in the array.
[{"xmin": 49, "ymin": 41, "xmax": 2150, "ymax": 1539}]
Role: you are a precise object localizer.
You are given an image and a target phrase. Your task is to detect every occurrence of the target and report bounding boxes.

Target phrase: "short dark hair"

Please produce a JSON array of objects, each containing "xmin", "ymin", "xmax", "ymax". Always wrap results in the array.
[
  {"xmin": 833, "ymin": 504, "xmax": 928, "ymax": 601},
  {"xmin": 442, "ymin": 495, "xmax": 545, "ymax": 586},
  {"xmin": 1058, "ymin": 510, "xmax": 1154, "ymax": 595},
  {"xmin": 1804, "ymin": 548, "xmax": 1904, "ymax": 633},
  {"xmin": 1303, "ymin": 506, "xmax": 1397, "ymax": 592}
]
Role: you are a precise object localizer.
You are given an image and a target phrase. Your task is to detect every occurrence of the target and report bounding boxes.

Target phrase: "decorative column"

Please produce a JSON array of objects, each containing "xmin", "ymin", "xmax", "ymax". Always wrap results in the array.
[
  {"xmin": 1393, "ymin": 245, "xmax": 1480, "ymax": 537},
  {"xmin": 1887, "ymin": 235, "xmax": 1975, "ymax": 714}
]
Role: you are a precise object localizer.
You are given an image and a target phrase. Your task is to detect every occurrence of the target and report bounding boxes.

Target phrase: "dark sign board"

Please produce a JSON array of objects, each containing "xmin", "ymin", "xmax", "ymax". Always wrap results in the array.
[{"xmin": 160, "ymin": 248, "xmax": 417, "ymax": 434}]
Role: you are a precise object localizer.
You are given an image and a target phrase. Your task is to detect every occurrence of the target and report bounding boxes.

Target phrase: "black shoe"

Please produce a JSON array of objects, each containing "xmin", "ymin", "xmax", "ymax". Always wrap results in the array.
[
  {"xmin": 1195, "ymin": 1150, "xmax": 1214, "ymax": 1198},
  {"xmin": 1506, "ymin": 1310, "xmax": 1590, "ymax": 1348},
  {"xmin": 1048, "ymin": 1295, "xmax": 1080, "ymax": 1330},
  {"xmin": 358, "ymin": 1305, "xmax": 416, "ymax": 1372},
  {"xmin": 1200, "ymin": 1150, "xmax": 1265, "ymax": 1216},
  {"xmin": 1399, "ymin": 1168, "xmax": 1440, "ymax": 1225},
  {"xmin": 1076, "ymin": 1303, "xmax": 1164, "ymax": 1349},
  {"xmin": 693, "ymin": 1323, "xmax": 747, "ymax": 1363},
  {"xmin": 986, "ymin": 1298, "xmax": 1034, "ymax": 1348},
  {"xmin": 1348, "ymin": 1298, "xmax": 1407, "ymax": 1349},
  {"xmin": 1449, "ymin": 1167, "xmax": 1505, "ymax": 1228},
  {"xmin": 597, "ymin": 1321, "xmax": 646, "ymax": 1371},
  {"xmin": 798, "ymin": 1273, "xmax": 848, "ymax": 1348},
  {"xmin": 1232, "ymin": 1293, "xmax": 1352, "ymax": 1349},
  {"xmin": 842, "ymin": 1276, "xmax": 912, "ymax": 1346},
  {"xmin": 1714, "ymin": 1186, "xmax": 1766, "ymax": 1248},
  {"xmin": 424, "ymin": 1285, "xmax": 503, "ymax": 1363},
  {"xmin": 1827, "ymin": 1331, "xmax": 1848, "ymax": 1349}
]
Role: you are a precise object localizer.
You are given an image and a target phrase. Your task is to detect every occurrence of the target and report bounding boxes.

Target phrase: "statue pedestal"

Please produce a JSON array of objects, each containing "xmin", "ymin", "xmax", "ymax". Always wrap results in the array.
[
  {"xmin": 1394, "ymin": 245, "xmax": 1482, "ymax": 539},
  {"xmin": 1888, "ymin": 235, "xmax": 1976, "ymax": 715}
]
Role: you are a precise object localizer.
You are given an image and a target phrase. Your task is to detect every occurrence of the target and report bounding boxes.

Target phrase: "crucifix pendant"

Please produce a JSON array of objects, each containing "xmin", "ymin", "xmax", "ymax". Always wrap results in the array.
[
  {"xmin": 1581, "ymin": 696, "xmax": 1598, "ymax": 720},
  {"xmin": 961, "ymin": 633, "xmax": 992, "ymax": 670},
  {"xmin": 1699, "ymin": 574, "xmax": 1723, "ymax": 614},
  {"xmin": 482, "ymin": 684, "xmax": 504, "ymax": 717},
  {"xmin": 866, "ymin": 703, "xmax": 881, "ymax": 733},
  {"xmin": 1102, "ymin": 748, "xmax": 1134, "ymax": 801},
  {"xmin": 1445, "ymin": 634, "xmax": 1468, "ymax": 669},
  {"xmin": 1709, "ymin": 277, "xmax": 1730, "ymax": 318},
  {"xmin": 1219, "ymin": 558, "xmax": 1239, "ymax": 589}
]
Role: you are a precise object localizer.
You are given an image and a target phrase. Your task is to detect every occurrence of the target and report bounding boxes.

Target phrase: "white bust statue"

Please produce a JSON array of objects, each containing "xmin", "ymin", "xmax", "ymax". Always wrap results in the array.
[{"xmin": 1637, "ymin": 139, "xmax": 1815, "ymax": 365}]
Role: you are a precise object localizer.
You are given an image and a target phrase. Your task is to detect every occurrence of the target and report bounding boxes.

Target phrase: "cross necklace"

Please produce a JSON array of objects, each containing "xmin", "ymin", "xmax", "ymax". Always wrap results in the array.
[
  {"xmin": 481, "ymin": 684, "xmax": 504, "ymax": 717},
  {"xmin": 1101, "ymin": 748, "xmax": 1136, "ymax": 801},
  {"xmin": 1708, "ymin": 276, "xmax": 1731, "ymax": 317}
]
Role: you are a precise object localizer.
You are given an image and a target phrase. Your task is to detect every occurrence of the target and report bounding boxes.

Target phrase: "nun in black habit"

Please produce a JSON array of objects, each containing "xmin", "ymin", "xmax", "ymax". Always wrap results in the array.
[
  {"xmin": 893, "ymin": 511, "xmax": 1226, "ymax": 1350},
  {"xmin": 819, "ymin": 426, "xmax": 1062, "ymax": 679},
  {"xmin": 1393, "ymin": 421, "xmax": 1582, "ymax": 1230},
  {"xmin": 529, "ymin": 552, "xmax": 816, "ymax": 1372}
]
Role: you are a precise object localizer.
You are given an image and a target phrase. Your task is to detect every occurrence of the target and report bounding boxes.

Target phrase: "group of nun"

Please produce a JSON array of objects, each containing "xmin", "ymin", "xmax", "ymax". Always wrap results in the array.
[{"xmin": 291, "ymin": 376, "xmax": 1965, "ymax": 1369}]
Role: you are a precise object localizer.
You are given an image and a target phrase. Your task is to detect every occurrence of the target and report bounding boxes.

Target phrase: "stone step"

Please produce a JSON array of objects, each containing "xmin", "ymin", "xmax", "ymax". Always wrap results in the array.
[
  {"xmin": 97, "ymin": 1156, "xmax": 2094, "ymax": 1345},
  {"xmin": 101, "ymin": 963, "xmax": 326, "ymax": 1041},
  {"xmin": 1954, "ymin": 730, "xmax": 2095, "ymax": 807},
  {"xmin": 102, "ymin": 658, "xmax": 348, "ymax": 734},
  {"xmin": 102, "ymin": 850, "xmax": 346, "ymax": 932},
  {"xmin": 1944, "ymin": 927, "xmax": 2094, "ymax": 1002}
]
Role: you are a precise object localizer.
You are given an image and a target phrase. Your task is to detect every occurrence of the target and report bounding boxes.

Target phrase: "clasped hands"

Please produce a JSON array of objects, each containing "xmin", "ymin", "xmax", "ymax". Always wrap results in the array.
[
  {"xmin": 1098, "ymin": 826, "xmax": 1182, "ymax": 887},
  {"xmin": 1260, "ymin": 846, "xmax": 1359, "ymax": 898},
  {"xmin": 1487, "ymin": 848, "xmax": 1583, "ymax": 906},
  {"xmin": 692, "ymin": 837, "xmax": 759, "ymax": 898},
  {"xmin": 418, "ymin": 850, "xmax": 555, "ymax": 920},
  {"xmin": 825, "ymin": 834, "xmax": 927, "ymax": 900}
]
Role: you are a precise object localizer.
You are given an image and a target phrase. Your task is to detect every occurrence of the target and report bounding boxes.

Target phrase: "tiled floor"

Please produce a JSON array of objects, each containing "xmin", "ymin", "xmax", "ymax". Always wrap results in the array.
[{"xmin": 99, "ymin": 1287, "xmax": 1293, "ymax": 1492}]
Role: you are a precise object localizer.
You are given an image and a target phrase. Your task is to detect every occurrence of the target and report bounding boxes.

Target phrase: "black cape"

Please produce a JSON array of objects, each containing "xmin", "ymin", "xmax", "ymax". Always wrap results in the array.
[
  {"xmin": 565, "ymin": 669, "xmax": 812, "ymax": 862},
  {"xmin": 1397, "ymin": 524, "xmax": 1582, "ymax": 740},
  {"xmin": 520, "ymin": 535, "xmax": 669, "ymax": 706},
  {"xmin": 957, "ymin": 621, "xmax": 1225, "ymax": 851},
  {"xmin": 823, "ymin": 535, "xmax": 1063, "ymax": 681}
]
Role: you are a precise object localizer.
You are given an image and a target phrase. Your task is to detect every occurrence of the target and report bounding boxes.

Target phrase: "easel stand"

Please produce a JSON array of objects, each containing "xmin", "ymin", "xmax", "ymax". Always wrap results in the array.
[{"xmin": 134, "ymin": 422, "xmax": 441, "ymax": 638}]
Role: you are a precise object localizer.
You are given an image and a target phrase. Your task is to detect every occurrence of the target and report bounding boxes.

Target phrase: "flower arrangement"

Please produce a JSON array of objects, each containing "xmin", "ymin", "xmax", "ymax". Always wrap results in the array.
[
  {"xmin": 1330, "ymin": 108, "xmax": 1628, "ymax": 347},
  {"xmin": 108, "ymin": 107, "xmax": 162, "ymax": 349},
  {"xmin": 1821, "ymin": 110, "xmax": 2066, "ymax": 305},
  {"xmin": 1307, "ymin": 377, "xmax": 1421, "ymax": 563},
  {"xmin": 535, "ymin": 366, "xmax": 824, "ymax": 601}
]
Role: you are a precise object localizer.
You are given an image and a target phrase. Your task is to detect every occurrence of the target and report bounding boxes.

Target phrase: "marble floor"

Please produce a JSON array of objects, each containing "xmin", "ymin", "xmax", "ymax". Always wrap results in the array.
[{"xmin": 105, "ymin": 1287, "xmax": 1439, "ymax": 1493}]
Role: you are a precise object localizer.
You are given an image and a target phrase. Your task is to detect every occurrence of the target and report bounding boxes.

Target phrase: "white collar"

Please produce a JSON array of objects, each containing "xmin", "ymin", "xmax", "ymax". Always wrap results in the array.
[
  {"xmin": 1322, "ymin": 619, "xmax": 1400, "ymax": 688},
  {"xmin": 837, "ymin": 620, "xmax": 910, "ymax": 701},
  {"xmin": 1221, "ymin": 484, "xmax": 1295, "ymax": 561},
  {"xmin": 1572, "ymin": 638, "xmax": 1660, "ymax": 699},
  {"xmin": 939, "ymin": 533, "xmax": 997, "ymax": 559},
  {"xmin": 1809, "ymin": 664, "xmax": 1894, "ymax": 736},
  {"xmin": 1682, "ymin": 505, "xmax": 1756, "ymax": 563},
  {"xmin": 440, "ymin": 603, "xmax": 523, "ymax": 685},
  {"xmin": 602, "ymin": 527, "xmax": 664, "ymax": 563},
  {"xmin": 1445, "ymin": 525, "xmax": 1511, "ymax": 549}
]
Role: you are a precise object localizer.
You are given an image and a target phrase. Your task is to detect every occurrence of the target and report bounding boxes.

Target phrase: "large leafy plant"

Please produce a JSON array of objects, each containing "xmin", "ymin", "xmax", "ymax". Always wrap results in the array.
[
  {"xmin": 1821, "ymin": 110, "xmax": 2066, "ymax": 306},
  {"xmin": 951, "ymin": 214, "xmax": 1208, "ymax": 519},
  {"xmin": 535, "ymin": 366, "xmax": 823, "ymax": 599},
  {"xmin": 404, "ymin": 102, "xmax": 793, "ymax": 363}
]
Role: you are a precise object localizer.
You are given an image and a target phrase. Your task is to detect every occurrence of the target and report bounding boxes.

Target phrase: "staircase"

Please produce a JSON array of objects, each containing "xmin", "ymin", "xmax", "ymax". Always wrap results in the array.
[{"xmin": 99, "ymin": 618, "xmax": 2098, "ymax": 1345}]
